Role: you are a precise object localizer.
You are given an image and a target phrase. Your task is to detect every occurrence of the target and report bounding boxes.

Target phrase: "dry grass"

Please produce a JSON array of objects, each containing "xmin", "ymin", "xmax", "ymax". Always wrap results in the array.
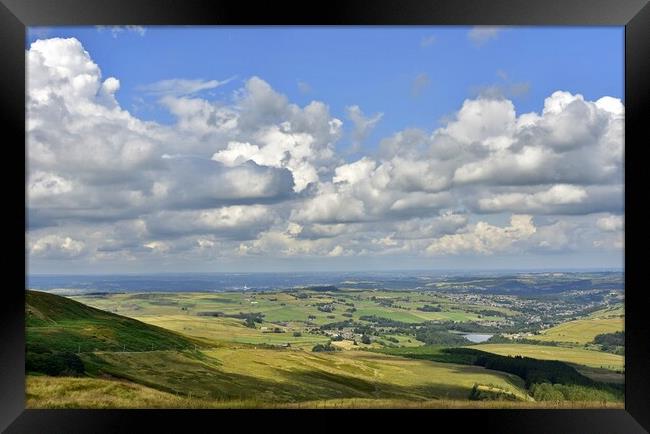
[
  {"xmin": 27, "ymin": 376, "xmax": 623, "ymax": 409},
  {"xmin": 470, "ymin": 343, "xmax": 624, "ymax": 371},
  {"xmin": 531, "ymin": 318, "xmax": 623, "ymax": 345}
]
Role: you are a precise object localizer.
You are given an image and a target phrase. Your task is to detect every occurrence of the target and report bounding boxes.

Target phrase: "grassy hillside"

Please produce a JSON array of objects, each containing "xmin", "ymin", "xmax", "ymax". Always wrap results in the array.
[
  {"xmin": 530, "ymin": 318, "xmax": 623, "ymax": 345},
  {"xmin": 26, "ymin": 290, "xmax": 198, "ymax": 355},
  {"xmin": 376, "ymin": 345, "xmax": 623, "ymax": 402},
  {"xmin": 79, "ymin": 347, "xmax": 531, "ymax": 403},
  {"xmin": 27, "ymin": 375, "xmax": 623, "ymax": 409},
  {"xmin": 26, "ymin": 290, "xmax": 624, "ymax": 408},
  {"xmin": 470, "ymin": 343, "xmax": 624, "ymax": 371},
  {"xmin": 129, "ymin": 314, "xmax": 330, "ymax": 349}
]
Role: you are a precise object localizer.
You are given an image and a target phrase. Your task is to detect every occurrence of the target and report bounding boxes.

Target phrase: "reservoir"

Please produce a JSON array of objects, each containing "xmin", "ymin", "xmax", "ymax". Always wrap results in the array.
[{"xmin": 462, "ymin": 333, "xmax": 493, "ymax": 343}]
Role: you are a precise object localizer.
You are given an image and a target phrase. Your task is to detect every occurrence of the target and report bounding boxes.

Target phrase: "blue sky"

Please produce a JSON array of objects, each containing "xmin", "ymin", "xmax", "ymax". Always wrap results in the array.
[
  {"xmin": 27, "ymin": 26, "xmax": 623, "ymax": 158},
  {"xmin": 26, "ymin": 27, "xmax": 624, "ymax": 273}
]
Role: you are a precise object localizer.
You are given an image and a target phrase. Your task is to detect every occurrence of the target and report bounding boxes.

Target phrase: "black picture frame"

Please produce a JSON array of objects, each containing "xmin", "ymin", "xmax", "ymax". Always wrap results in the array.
[{"xmin": 1, "ymin": 0, "xmax": 648, "ymax": 432}]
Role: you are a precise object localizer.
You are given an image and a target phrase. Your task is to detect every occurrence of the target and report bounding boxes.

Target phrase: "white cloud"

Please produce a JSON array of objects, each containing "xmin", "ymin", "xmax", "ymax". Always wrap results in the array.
[
  {"xmin": 96, "ymin": 26, "xmax": 146, "ymax": 38},
  {"xmin": 138, "ymin": 77, "xmax": 235, "ymax": 96},
  {"xmin": 476, "ymin": 184, "xmax": 588, "ymax": 213},
  {"xmin": 30, "ymin": 235, "xmax": 86, "ymax": 258},
  {"xmin": 427, "ymin": 215, "xmax": 537, "ymax": 255},
  {"xmin": 468, "ymin": 27, "xmax": 503, "ymax": 46},
  {"xmin": 596, "ymin": 214, "xmax": 623, "ymax": 232},
  {"xmin": 28, "ymin": 171, "xmax": 73, "ymax": 199},
  {"xmin": 26, "ymin": 37, "xmax": 624, "ymax": 266},
  {"xmin": 346, "ymin": 105, "xmax": 383, "ymax": 147}
]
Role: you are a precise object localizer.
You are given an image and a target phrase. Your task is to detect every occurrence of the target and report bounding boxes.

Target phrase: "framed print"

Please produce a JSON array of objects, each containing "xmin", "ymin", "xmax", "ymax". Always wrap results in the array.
[{"xmin": 1, "ymin": 0, "xmax": 649, "ymax": 432}]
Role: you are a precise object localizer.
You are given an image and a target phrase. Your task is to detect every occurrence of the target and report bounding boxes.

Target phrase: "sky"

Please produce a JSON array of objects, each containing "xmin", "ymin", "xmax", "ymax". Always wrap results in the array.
[{"xmin": 25, "ymin": 26, "xmax": 625, "ymax": 273}]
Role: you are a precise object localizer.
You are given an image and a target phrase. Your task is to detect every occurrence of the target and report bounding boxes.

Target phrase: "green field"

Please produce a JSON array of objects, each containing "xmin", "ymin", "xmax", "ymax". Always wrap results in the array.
[
  {"xmin": 531, "ymin": 318, "xmax": 623, "ymax": 345},
  {"xmin": 26, "ymin": 290, "xmax": 198, "ymax": 353},
  {"xmin": 530, "ymin": 303, "xmax": 624, "ymax": 345},
  {"xmin": 470, "ymin": 343, "xmax": 624, "ymax": 371},
  {"xmin": 77, "ymin": 347, "xmax": 531, "ymax": 403},
  {"xmin": 26, "ymin": 290, "xmax": 625, "ymax": 408}
]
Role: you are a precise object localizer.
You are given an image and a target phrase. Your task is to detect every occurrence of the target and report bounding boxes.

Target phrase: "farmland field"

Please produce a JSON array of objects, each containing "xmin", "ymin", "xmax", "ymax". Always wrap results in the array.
[
  {"xmin": 470, "ymin": 343, "xmax": 624, "ymax": 371},
  {"xmin": 25, "ymin": 279, "xmax": 626, "ymax": 408},
  {"xmin": 529, "ymin": 304, "xmax": 624, "ymax": 345},
  {"xmin": 530, "ymin": 318, "xmax": 623, "ymax": 345}
]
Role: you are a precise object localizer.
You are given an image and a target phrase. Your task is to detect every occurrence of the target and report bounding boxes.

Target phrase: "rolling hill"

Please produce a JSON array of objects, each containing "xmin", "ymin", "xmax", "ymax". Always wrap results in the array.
[{"xmin": 26, "ymin": 290, "xmax": 198, "ymax": 356}]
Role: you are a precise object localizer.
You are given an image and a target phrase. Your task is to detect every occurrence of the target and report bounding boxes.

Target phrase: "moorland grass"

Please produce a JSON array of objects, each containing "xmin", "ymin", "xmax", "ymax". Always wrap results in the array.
[{"xmin": 26, "ymin": 375, "xmax": 623, "ymax": 409}]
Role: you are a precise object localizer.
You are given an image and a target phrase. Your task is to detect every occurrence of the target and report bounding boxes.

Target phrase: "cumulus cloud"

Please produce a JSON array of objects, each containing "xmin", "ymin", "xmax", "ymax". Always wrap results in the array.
[
  {"xmin": 475, "ymin": 184, "xmax": 588, "ymax": 213},
  {"xmin": 26, "ymin": 37, "xmax": 623, "ymax": 266},
  {"xmin": 427, "ymin": 215, "xmax": 537, "ymax": 255},
  {"xmin": 346, "ymin": 105, "xmax": 383, "ymax": 148},
  {"xmin": 30, "ymin": 235, "xmax": 86, "ymax": 258},
  {"xmin": 596, "ymin": 214, "xmax": 623, "ymax": 232}
]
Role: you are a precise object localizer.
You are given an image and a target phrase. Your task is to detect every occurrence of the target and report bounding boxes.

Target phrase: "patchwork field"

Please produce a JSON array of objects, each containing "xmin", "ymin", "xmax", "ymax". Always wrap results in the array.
[{"xmin": 26, "ymin": 289, "xmax": 625, "ymax": 408}]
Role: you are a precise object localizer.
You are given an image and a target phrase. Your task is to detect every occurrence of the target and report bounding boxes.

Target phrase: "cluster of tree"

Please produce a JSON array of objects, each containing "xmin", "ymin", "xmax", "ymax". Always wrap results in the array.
[
  {"xmin": 475, "ymin": 309, "xmax": 505, "ymax": 317},
  {"xmin": 530, "ymin": 382, "xmax": 623, "ymax": 402},
  {"xmin": 593, "ymin": 331, "xmax": 624, "ymax": 354},
  {"xmin": 468, "ymin": 383, "xmax": 519, "ymax": 401},
  {"xmin": 26, "ymin": 344, "xmax": 85, "ymax": 376},
  {"xmin": 331, "ymin": 335, "xmax": 344, "ymax": 341},
  {"xmin": 320, "ymin": 319, "xmax": 354, "ymax": 330},
  {"xmin": 445, "ymin": 348, "xmax": 594, "ymax": 388},
  {"xmin": 196, "ymin": 311, "xmax": 225, "ymax": 317},
  {"xmin": 357, "ymin": 315, "xmax": 411, "ymax": 328},
  {"xmin": 417, "ymin": 304, "xmax": 442, "ymax": 312},
  {"xmin": 361, "ymin": 335, "xmax": 372, "ymax": 345},
  {"xmin": 302, "ymin": 285, "xmax": 339, "ymax": 292},
  {"xmin": 386, "ymin": 346, "xmax": 623, "ymax": 402},
  {"xmin": 199, "ymin": 311, "xmax": 264, "ymax": 322},
  {"xmin": 414, "ymin": 329, "xmax": 469, "ymax": 346},
  {"xmin": 316, "ymin": 304, "xmax": 335, "ymax": 313},
  {"xmin": 443, "ymin": 321, "xmax": 504, "ymax": 333},
  {"xmin": 486, "ymin": 334, "xmax": 559, "ymax": 346},
  {"xmin": 312, "ymin": 342, "xmax": 340, "ymax": 352},
  {"xmin": 238, "ymin": 312, "xmax": 265, "ymax": 328},
  {"xmin": 375, "ymin": 299, "xmax": 395, "ymax": 307},
  {"xmin": 353, "ymin": 324, "xmax": 374, "ymax": 335}
]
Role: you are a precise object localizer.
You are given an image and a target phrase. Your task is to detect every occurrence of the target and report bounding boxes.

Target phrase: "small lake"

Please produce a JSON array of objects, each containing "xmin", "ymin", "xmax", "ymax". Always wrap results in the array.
[{"xmin": 462, "ymin": 333, "xmax": 493, "ymax": 343}]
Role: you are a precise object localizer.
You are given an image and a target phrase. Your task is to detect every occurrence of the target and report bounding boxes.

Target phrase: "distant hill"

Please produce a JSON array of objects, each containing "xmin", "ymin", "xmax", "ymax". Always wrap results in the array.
[
  {"xmin": 300, "ymin": 285, "xmax": 339, "ymax": 292},
  {"xmin": 26, "ymin": 290, "xmax": 196, "ymax": 356}
]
